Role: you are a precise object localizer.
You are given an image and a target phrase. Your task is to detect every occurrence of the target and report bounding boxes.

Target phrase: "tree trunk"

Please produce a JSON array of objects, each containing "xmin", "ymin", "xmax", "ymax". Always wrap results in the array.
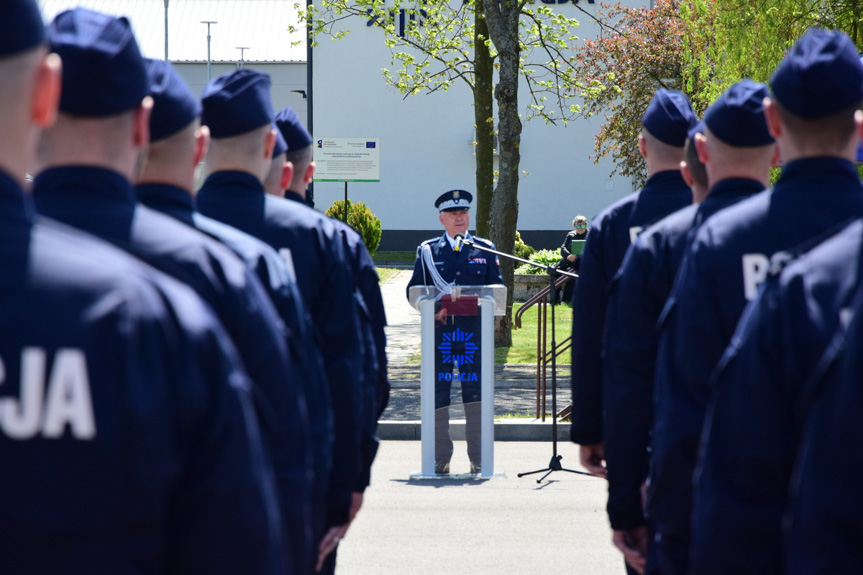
[
  {"xmin": 481, "ymin": 0, "xmax": 521, "ymax": 347},
  {"xmin": 474, "ymin": 0, "xmax": 494, "ymax": 239}
]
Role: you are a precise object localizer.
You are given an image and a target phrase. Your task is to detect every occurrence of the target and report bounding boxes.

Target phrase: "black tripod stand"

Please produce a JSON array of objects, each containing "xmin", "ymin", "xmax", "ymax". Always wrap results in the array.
[
  {"xmin": 516, "ymin": 265, "xmax": 593, "ymax": 482},
  {"xmin": 460, "ymin": 238, "xmax": 595, "ymax": 483}
]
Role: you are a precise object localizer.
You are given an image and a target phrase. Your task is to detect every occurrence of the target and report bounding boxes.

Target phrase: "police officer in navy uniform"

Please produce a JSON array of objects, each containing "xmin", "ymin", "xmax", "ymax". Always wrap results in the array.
[
  {"xmin": 569, "ymin": 89, "xmax": 695, "ymax": 495},
  {"xmin": 195, "ymin": 73, "xmax": 367, "ymax": 574},
  {"xmin": 785, "ymin": 230, "xmax": 863, "ymax": 574},
  {"xmin": 406, "ymin": 190, "xmax": 503, "ymax": 474},
  {"xmin": 649, "ymin": 29, "xmax": 863, "ymax": 575},
  {"xmin": 603, "ymin": 80, "xmax": 776, "ymax": 574},
  {"xmin": 274, "ymin": 106, "xmax": 389, "ymax": 574},
  {"xmin": 686, "ymin": 31, "xmax": 863, "ymax": 575},
  {"xmin": 0, "ymin": 3, "xmax": 283, "ymax": 573},
  {"xmin": 134, "ymin": 58, "xmax": 327, "ymax": 575},
  {"xmin": 274, "ymin": 106, "xmax": 390, "ymax": 445},
  {"xmin": 32, "ymin": 11, "xmax": 313, "ymax": 574},
  {"xmin": 692, "ymin": 219, "xmax": 859, "ymax": 575},
  {"xmin": 601, "ymin": 121, "xmax": 707, "ymax": 575}
]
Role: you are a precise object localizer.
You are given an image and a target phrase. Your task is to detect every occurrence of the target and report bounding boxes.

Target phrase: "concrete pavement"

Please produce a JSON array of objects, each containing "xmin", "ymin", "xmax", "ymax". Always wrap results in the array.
[
  {"xmin": 380, "ymin": 269, "xmax": 424, "ymax": 367},
  {"xmin": 336, "ymin": 441, "xmax": 623, "ymax": 575}
]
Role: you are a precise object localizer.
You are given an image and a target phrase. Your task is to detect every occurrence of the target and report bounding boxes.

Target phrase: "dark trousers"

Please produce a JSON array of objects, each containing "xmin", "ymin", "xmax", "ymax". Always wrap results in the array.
[
  {"xmin": 560, "ymin": 276, "xmax": 575, "ymax": 304},
  {"xmin": 434, "ymin": 313, "xmax": 483, "ymax": 464},
  {"xmin": 651, "ymin": 530, "xmax": 688, "ymax": 575}
]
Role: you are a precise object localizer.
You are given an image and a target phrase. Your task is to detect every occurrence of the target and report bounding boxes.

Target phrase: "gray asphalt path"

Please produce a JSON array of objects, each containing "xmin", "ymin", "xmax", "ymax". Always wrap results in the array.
[
  {"xmin": 381, "ymin": 269, "xmax": 422, "ymax": 367},
  {"xmin": 336, "ymin": 441, "xmax": 624, "ymax": 575}
]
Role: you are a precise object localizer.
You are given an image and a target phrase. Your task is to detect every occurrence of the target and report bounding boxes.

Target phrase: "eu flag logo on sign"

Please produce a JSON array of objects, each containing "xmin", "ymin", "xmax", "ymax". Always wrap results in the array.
[{"xmin": 366, "ymin": 141, "xmax": 376, "ymax": 148}]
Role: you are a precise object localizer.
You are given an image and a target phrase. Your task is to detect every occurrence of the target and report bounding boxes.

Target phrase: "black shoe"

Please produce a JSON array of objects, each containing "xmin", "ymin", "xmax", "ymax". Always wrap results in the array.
[{"xmin": 435, "ymin": 460, "xmax": 450, "ymax": 474}]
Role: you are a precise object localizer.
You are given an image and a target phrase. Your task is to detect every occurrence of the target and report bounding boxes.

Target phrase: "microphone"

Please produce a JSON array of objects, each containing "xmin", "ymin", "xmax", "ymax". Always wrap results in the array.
[{"xmin": 454, "ymin": 233, "xmax": 464, "ymax": 252}]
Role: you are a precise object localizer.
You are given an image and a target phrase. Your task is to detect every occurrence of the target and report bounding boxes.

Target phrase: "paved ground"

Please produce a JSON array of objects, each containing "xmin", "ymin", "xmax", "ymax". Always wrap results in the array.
[
  {"xmin": 379, "ymin": 269, "xmax": 423, "ymax": 368},
  {"xmin": 336, "ymin": 441, "xmax": 624, "ymax": 575}
]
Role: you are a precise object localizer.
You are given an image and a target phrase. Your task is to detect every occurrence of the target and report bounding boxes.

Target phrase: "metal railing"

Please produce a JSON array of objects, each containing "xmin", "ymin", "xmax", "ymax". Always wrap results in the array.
[{"xmin": 514, "ymin": 274, "xmax": 573, "ymax": 421}]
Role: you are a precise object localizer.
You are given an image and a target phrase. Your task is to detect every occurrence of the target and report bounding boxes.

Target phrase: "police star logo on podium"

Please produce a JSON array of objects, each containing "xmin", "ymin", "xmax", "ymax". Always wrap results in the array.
[{"xmin": 437, "ymin": 328, "xmax": 477, "ymax": 380}]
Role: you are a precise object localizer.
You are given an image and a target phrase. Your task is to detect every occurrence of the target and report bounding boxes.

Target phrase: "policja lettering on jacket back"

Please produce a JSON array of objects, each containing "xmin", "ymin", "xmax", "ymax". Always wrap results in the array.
[{"xmin": 0, "ymin": 348, "xmax": 95, "ymax": 440}]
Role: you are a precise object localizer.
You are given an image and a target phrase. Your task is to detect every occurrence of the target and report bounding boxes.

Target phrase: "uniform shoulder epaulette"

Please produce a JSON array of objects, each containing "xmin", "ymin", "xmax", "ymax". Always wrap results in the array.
[
  {"xmin": 471, "ymin": 236, "xmax": 494, "ymax": 247},
  {"xmin": 415, "ymin": 237, "xmax": 436, "ymax": 257}
]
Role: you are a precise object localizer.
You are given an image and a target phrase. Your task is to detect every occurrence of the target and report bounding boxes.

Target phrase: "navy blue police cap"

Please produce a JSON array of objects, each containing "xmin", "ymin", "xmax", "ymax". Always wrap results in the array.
[
  {"xmin": 0, "ymin": 0, "xmax": 45, "ymax": 57},
  {"xmin": 435, "ymin": 189, "xmax": 472, "ymax": 212},
  {"xmin": 48, "ymin": 8, "xmax": 149, "ymax": 117},
  {"xmin": 201, "ymin": 69, "xmax": 274, "ymax": 138},
  {"xmin": 770, "ymin": 29, "xmax": 863, "ymax": 119},
  {"xmin": 146, "ymin": 59, "xmax": 201, "ymax": 144},
  {"xmin": 641, "ymin": 89, "xmax": 697, "ymax": 147},
  {"xmin": 273, "ymin": 126, "xmax": 288, "ymax": 157},
  {"xmin": 704, "ymin": 79, "xmax": 774, "ymax": 147},
  {"xmin": 275, "ymin": 107, "xmax": 313, "ymax": 151}
]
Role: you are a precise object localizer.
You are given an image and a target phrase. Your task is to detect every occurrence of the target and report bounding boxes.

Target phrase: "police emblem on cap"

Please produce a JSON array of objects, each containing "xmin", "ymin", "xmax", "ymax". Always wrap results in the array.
[{"xmin": 435, "ymin": 189, "xmax": 473, "ymax": 212}]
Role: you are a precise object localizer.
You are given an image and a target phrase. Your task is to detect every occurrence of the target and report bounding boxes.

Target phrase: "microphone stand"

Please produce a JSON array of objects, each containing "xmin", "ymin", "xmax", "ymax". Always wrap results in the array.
[{"xmin": 460, "ymin": 238, "xmax": 596, "ymax": 482}]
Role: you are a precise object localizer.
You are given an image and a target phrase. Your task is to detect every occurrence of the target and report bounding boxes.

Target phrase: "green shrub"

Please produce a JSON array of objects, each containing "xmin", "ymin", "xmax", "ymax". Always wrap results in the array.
[
  {"xmin": 513, "ymin": 230, "xmax": 535, "ymax": 260},
  {"xmin": 325, "ymin": 200, "xmax": 382, "ymax": 256},
  {"xmin": 515, "ymin": 249, "xmax": 562, "ymax": 274}
]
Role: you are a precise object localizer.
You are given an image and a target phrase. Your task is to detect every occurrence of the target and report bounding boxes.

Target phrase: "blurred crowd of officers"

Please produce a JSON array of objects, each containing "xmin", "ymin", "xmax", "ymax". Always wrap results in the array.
[
  {"xmin": 570, "ymin": 27, "xmax": 863, "ymax": 575},
  {"xmin": 0, "ymin": 2, "xmax": 389, "ymax": 574}
]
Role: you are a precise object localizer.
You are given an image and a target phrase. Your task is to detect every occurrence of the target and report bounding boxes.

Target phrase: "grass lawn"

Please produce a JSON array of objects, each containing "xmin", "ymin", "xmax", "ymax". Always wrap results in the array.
[
  {"xmin": 373, "ymin": 250, "xmax": 416, "ymax": 262},
  {"xmin": 376, "ymin": 267, "xmax": 401, "ymax": 283},
  {"xmin": 495, "ymin": 301, "xmax": 572, "ymax": 364},
  {"xmin": 496, "ymin": 412, "xmax": 544, "ymax": 420}
]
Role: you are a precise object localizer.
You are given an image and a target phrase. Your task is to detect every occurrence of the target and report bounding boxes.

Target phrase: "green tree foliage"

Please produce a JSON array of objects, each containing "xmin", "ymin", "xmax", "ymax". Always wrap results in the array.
[
  {"xmin": 303, "ymin": 0, "xmax": 583, "ymax": 120},
  {"xmin": 325, "ymin": 199, "xmax": 383, "ymax": 256},
  {"xmin": 572, "ymin": 0, "xmax": 689, "ymax": 188},
  {"xmin": 682, "ymin": 0, "xmax": 863, "ymax": 110},
  {"xmin": 575, "ymin": 0, "xmax": 863, "ymax": 188}
]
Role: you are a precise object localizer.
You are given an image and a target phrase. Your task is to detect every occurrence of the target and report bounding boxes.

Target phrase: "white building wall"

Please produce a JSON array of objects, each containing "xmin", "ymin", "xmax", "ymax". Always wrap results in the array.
[
  {"xmin": 312, "ymin": 0, "xmax": 649, "ymax": 249},
  {"xmin": 173, "ymin": 62, "xmax": 308, "ymax": 122}
]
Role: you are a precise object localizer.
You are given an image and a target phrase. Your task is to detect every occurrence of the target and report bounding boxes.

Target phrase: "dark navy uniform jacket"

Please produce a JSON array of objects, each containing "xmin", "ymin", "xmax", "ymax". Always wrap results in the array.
[
  {"xmin": 32, "ymin": 167, "xmax": 312, "ymax": 574},
  {"xmin": 786, "ymin": 236, "xmax": 863, "ymax": 574},
  {"xmin": 287, "ymin": 191, "xmax": 388, "ymax": 492},
  {"xmin": 0, "ymin": 171, "xmax": 283, "ymax": 574},
  {"xmin": 570, "ymin": 170, "xmax": 692, "ymax": 446},
  {"xmin": 197, "ymin": 171, "xmax": 364, "ymax": 530},
  {"xmin": 137, "ymin": 182, "xmax": 325, "ymax": 575},
  {"xmin": 649, "ymin": 158, "xmax": 863, "ymax": 572},
  {"xmin": 603, "ymin": 178, "xmax": 762, "ymax": 531},
  {"xmin": 691, "ymin": 218, "xmax": 863, "ymax": 575},
  {"xmin": 406, "ymin": 233, "xmax": 503, "ymax": 294}
]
